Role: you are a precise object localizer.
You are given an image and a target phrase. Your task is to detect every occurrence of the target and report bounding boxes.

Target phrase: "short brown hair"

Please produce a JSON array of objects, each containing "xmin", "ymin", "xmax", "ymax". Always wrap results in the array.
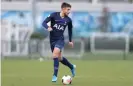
[{"xmin": 61, "ymin": 2, "xmax": 71, "ymax": 8}]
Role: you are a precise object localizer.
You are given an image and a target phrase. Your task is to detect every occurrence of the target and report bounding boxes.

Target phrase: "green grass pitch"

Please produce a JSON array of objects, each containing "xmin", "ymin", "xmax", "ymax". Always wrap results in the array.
[{"xmin": 2, "ymin": 59, "xmax": 133, "ymax": 86}]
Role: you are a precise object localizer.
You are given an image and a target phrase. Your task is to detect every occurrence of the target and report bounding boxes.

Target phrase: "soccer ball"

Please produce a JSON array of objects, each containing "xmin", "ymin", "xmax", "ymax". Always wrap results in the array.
[{"xmin": 62, "ymin": 75, "xmax": 72, "ymax": 85}]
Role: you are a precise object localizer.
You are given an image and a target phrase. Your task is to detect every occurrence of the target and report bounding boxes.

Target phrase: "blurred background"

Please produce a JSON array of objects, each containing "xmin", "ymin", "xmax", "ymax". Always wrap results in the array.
[
  {"xmin": 1, "ymin": 0, "xmax": 133, "ymax": 60},
  {"xmin": 1, "ymin": 1, "xmax": 133, "ymax": 86}
]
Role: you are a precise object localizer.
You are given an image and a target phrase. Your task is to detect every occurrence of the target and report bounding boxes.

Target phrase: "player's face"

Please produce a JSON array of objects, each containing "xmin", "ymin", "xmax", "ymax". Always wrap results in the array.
[{"xmin": 62, "ymin": 7, "xmax": 71, "ymax": 16}]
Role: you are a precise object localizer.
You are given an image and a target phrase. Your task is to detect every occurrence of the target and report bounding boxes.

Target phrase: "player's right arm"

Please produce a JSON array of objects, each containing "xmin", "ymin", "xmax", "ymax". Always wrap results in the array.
[{"xmin": 42, "ymin": 13, "xmax": 54, "ymax": 31}]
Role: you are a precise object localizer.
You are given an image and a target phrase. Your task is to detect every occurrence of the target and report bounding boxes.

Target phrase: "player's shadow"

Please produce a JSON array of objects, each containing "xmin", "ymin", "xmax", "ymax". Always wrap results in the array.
[{"xmin": 52, "ymin": 83, "xmax": 73, "ymax": 86}]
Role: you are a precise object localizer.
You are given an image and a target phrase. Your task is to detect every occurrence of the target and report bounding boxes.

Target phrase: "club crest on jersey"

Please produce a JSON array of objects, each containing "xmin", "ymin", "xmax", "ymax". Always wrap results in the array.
[{"xmin": 53, "ymin": 24, "xmax": 64, "ymax": 30}]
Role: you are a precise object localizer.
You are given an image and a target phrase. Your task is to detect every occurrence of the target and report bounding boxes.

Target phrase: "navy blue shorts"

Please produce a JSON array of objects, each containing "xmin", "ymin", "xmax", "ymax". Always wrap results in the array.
[{"xmin": 50, "ymin": 40, "xmax": 65, "ymax": 52}]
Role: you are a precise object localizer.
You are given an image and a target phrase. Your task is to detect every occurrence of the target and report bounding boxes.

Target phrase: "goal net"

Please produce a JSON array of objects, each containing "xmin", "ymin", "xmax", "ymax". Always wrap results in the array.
[{"xmin": 90, "ymin": 32, "xmax": 130, "ymax": 54}]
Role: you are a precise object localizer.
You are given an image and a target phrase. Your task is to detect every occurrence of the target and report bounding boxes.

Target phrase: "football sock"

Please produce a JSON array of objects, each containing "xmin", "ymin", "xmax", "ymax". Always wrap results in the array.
[
  {"xmin": 60, "ymin": 57, "xmax": 73, "ymax": 70},
  {"xmin": 53, "ymin": 58, "xmax": 59, "ymax": 77}
]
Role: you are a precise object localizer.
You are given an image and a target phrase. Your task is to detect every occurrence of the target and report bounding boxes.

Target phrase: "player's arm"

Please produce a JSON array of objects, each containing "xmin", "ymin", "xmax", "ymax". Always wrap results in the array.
[
  {"xmin": 68, "ymin": 19, "xmax": 73, "ymax": 42},
  {"xmin": 68, "ymin": 19, "xmax": 73, "ymax": 48},
  {"xmin": 42, "ymin": 13, "xmax": 53, "ymax": 31}
]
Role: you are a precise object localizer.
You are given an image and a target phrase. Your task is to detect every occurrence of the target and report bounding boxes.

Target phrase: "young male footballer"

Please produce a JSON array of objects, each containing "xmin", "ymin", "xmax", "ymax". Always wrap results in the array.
[{"xmin": 42, "ymin": 2, "xmax": 76, "ymax": 82}]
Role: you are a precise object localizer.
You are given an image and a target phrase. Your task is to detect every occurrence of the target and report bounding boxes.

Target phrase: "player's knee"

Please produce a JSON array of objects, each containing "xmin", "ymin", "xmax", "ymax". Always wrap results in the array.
[
  {"xmin": 52, "ymin": 48, "xmax": 60, "ymax": 58},
  {"xmin": 53, "ymin": 53, "xmax": 59, "ymax": 58}
]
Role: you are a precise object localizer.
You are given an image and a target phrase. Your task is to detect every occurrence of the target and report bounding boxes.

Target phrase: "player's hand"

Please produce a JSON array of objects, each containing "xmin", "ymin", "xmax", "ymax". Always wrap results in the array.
[
  {"xmin": 47, "ymin": 27, "xmax": 53, "ymax": 32},
  {"xmin": 68, "ymin": 42, "xmax": 74, "ymax": 48}
]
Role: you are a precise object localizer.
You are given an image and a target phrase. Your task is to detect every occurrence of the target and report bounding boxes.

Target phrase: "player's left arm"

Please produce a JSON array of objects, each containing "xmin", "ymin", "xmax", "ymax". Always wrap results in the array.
[{"xmin": 68, "ymin": 19, "xmax": 73, "ymax": 48}]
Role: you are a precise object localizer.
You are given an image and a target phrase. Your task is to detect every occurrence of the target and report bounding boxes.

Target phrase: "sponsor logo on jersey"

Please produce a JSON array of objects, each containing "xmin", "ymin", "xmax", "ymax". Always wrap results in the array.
[{"xmin": 53, "ymin": 24, "xmax": 64, "ymax": 30}]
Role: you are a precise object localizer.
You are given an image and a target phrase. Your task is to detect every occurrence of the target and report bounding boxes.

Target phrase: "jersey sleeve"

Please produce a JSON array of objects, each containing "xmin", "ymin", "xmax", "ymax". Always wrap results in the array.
[
  {"xmin": 68, "ymin": 19, "xmax": 73, "ymax": 42},
  {"xmin": 42, "ymin": 13, "xmax": 54, "ymax": 29}
]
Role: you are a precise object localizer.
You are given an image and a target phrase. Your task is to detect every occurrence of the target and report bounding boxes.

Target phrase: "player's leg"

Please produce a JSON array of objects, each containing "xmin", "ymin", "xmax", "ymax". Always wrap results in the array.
[
  {"xmin": 52, "ymin": 40, "xmax": 65, "ymax": 80},
  {"xmin": 52, "ymin": 47, "xmax": 60, "ymax": 77},
  {"xmin": 59, "ymin": 53, "xmax": 76, "ymax": 77},
  {"xmin": 51, "ymin": 42, "xmax": 60, "ymax": 82},
  {"xmin": 59, "ymin": 53, "xmax": 73, "ymax": 69}
]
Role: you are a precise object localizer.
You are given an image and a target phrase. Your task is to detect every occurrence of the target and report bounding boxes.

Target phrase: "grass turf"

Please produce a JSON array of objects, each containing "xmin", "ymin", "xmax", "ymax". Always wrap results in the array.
[{"xmin": 1, "ymin": 59, "xmax": 133, "ymax": 86}]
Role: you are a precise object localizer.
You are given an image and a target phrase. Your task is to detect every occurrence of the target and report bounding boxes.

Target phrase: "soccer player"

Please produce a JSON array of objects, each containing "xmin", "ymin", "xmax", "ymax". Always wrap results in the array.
[{"xmin": 42, "ymin": 2, "xmax": 76, "ymax": 82}]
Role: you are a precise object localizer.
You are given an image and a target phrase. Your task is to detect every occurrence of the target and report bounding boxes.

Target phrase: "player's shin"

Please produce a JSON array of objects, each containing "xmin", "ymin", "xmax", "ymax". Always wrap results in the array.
[
  {"xmin": 60, "ymin": 57, "xmax": 73, "ymax": 70},
  {"xmin": 52, "ymin": 48, "xmax": 60, "ymax": 77},
  {"xmin": 53, "ymin": 58, "xmax": 59, "ymax": 77}
]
